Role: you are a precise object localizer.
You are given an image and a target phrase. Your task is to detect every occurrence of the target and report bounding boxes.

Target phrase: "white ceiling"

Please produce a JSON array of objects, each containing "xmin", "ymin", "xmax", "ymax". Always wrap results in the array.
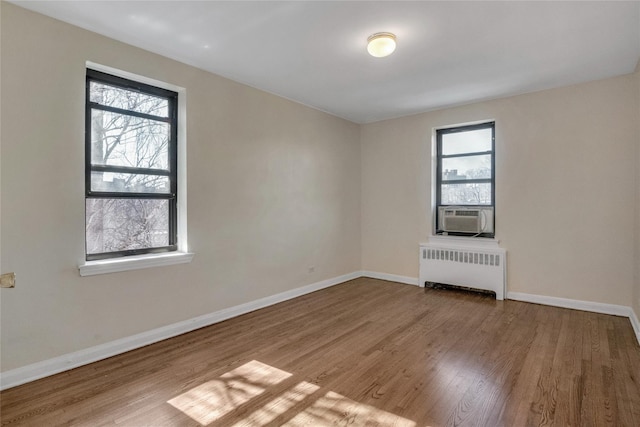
[{"xmin": 11, "ymin": 1, "xmax": 640, "ymax": 124}]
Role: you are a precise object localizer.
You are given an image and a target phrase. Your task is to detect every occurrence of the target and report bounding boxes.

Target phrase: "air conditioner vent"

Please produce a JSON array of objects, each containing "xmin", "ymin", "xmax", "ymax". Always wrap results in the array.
[
  {"xmin": 455, "ymin": 210, "xmax": 479, "ymax": 217},
  {"xmin": 442, "ymin": 208, "xmax": 482, "ymax": 233}
]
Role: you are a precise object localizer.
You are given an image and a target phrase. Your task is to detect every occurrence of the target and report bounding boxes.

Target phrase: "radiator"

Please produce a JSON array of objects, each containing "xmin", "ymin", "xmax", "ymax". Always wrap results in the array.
[{"xmin": 419, "ymin": 243, "xmax": 507, "ymax": 300}]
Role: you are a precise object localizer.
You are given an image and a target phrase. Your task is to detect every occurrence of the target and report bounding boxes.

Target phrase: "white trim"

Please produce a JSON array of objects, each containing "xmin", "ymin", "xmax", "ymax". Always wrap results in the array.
[
  {"xmin": 359, "ymin": 276, "xmax": 638, "ymax": 346},
  {"xmin": 0, "ymin": 271, "xmax": 360, "ymax": 390},
  {"xmin": 424, "ymin": 235, "xmax": 501, "ymax": 248},
  {"xmin": 430, "ymin": 119, "xmax": 496, "ymax": 236},
  {"xmin": 3, "ymin": 274, "xmax": 636, "ymax": 390},
  {"xmin": 508, "ymin": 291, "xmax": 640, "ymax": 346},
  {"xmin": 83, "ymin": 61, "xmax": 191, "ymax": 270},
  {"xmin": 86, "ymin": 61, "xmax": 181, "ymax": 92},
  {"xmin": 507, "ymin": 291, "xmax": 631, "ymax": 317},
  {"xmin": 79, "ymin": 252, "xmax": 194, "ymax": 276},
  {"xmin": 176, "ymin": 84, "xmax": 188, "ymax": 253},
  {"xmin": 361, "ymin": 271, "xmax": 419, "ymax": 286},
  {"xmin": 630, "ymin": 308, "xmax": 640, "ymax": 345},
  {"xmin": 434, "ymin": 119, "xmax": 497, "ymax": 132}
]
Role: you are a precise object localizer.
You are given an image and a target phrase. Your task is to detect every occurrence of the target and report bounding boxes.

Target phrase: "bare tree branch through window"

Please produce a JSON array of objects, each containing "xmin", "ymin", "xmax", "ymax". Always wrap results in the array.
[{"xmin": 85, "ymin": 70, "xmax": 177, "ymax": 260}]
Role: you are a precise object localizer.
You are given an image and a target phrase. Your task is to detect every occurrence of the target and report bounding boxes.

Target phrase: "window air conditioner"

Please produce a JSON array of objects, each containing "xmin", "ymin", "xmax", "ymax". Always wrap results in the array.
[{"xmin": 442, "ymin": 208, "xmax": 482, "ymax": 233}]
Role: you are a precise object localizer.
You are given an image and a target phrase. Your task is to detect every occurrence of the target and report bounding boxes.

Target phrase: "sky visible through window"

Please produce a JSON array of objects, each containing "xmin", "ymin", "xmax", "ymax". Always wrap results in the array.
[{"xmin": 440, "ymin": 127, "xmax": 493, "ymax": 206}]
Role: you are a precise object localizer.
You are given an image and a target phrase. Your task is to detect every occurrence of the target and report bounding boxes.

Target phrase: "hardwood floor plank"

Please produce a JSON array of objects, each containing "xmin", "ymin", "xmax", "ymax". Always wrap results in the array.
[
  {"xmin": 610, "ymin": 315, "xmax": 640, "ymax": 426},
  {"xmin": 1, "ymin": 278, "xmax": 638, "ymax": 426}
]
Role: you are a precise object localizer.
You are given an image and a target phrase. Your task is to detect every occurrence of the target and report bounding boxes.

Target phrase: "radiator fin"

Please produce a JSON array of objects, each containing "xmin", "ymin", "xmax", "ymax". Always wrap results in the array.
[
  {"xmin": 419, "ymin": 243, "xmax": 507, "ymax": 300},
  {"xmin": 425, "ymin": 248, "xmax": 503, "ymax": 266}
]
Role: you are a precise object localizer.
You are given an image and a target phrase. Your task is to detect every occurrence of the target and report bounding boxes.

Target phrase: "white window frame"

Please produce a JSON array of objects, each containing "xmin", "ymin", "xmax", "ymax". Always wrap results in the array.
[
  {"xmin": 79, "ymin": 62, "xmax": 192, "ymax": 276},
  {"xmin": 431, "ymin": 120, "xmax": 496, "ymax": 238}
]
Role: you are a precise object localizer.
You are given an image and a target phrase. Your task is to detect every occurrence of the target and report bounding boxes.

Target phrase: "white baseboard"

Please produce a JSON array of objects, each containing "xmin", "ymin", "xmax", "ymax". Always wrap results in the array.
[
  {"xmin": 360, "ymin": 276, "xmax": 638, "ymax": 346},
  {"xmin": 3, "ymin": 273, "xmax": 637, "ymax": 390},
  {"xmin": 508, "ymin": 291, "xmax": 640, "ymax": 346},
  {"xmin": 361, "ymin": 271, "xmax": 419, "ymax": 286},
  {"xmin": 0, "ymin": 271, "xmax": 361, "ymax": 391},
  {"xmin": 630, "ymin": 308, "xmax": 640, "ymax": 345},
  {"xmin": 507, "ymin": 291, "xmax": 630, "ymax": 316}
]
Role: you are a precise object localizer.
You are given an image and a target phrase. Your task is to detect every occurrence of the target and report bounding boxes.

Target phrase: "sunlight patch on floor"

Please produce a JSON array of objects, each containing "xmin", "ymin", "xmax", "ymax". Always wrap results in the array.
[
  {"xmin": 231, "ymin": 381, "xmax": 320, "ymax": 427},
  {"xmin": 282, "ymin": 391, "xmax": 416, "ymax": 427},
  {"xmin": 167, "ymin": 359, "xmax": 416, "ymax": 426},
  {"xmin": 167, "ymin": 360, "xmax": 292, "ymax": 425}
]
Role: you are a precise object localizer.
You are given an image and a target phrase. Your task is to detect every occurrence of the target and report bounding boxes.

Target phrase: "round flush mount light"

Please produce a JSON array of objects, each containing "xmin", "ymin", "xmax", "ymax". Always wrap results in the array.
[{"xmin": 367, "ymin": 32, "xmax": 396, "ymax": 58}]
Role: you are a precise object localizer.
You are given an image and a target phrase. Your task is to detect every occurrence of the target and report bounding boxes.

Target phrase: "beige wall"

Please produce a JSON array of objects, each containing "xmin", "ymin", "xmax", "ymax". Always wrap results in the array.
[
  {"xmin": 362, "ymin": 74, "xmax": 638, "ymax": 306},
  {"xmin": 0, "ymin": 4, "xmax": 361, "ymax": 371},
  {"xmin": 1, "ymin": 1, "xmax": 638, "ymax": 376},
  {"xmin": 635, "ymin": 70, "xmax": 640, "ymax": 321}
]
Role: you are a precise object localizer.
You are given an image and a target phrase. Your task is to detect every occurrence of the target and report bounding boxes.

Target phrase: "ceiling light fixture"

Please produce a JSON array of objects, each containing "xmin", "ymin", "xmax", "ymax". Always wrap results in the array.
[{"xmin": 367, "ymin": 32, "xmax": 396, "ymax": 58}]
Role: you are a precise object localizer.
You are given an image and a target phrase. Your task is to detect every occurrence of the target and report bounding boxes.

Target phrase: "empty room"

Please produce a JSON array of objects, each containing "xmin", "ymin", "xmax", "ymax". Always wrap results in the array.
[{"xmin": 1, "ymin": 1, "xmax": 639, "ymax": 426}]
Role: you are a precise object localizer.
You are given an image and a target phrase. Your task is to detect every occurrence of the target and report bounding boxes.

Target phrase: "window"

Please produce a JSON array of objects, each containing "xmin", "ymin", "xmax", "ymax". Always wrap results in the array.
[
  {"xmin": 85, "ymin": 69, "xmax": 178, "ymax": 260},
  {"xmin": 435, "ymin": 122, "xmax": 495, "ymax": 237}
]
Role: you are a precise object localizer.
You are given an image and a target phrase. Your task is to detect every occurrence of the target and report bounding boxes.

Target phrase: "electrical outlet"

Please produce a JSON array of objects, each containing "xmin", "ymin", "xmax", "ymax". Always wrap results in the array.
[{"xmin": 0, "ymin": 273, "xmax": 16, "ymax": 288}]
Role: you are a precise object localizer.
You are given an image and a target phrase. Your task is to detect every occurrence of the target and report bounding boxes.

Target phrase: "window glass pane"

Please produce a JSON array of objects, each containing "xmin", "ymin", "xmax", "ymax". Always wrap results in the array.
[
  {"xmin": 441, "ymin": 183, "xmax": 492, "ymax": 205},
  {"xmin": 442, "ymin": 128, "xmax": 492, "ymax": 155},
  {"xmin": 89, "ymin": 81, "xmax": 169, "ymax": 117},
  {"xmin": 86, "ymin": 199, "xmax": 169, "ymax": 254},
  {"xmin": 90, "ymin": 172, "xmax": 170, "ymax": 194},
  {"xmin": 442, "ymin": 155, "xmax": 492, "ymax": 181},
  {"xmin": 91, "ymin": 109, "xmax": 169, "ymax": 170}
]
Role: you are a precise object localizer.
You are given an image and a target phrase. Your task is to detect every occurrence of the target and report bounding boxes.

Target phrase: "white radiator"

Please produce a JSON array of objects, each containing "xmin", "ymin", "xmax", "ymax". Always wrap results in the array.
[{"xmin": 419, "ymin": 242, "xmax": 507, "ymax": 300}]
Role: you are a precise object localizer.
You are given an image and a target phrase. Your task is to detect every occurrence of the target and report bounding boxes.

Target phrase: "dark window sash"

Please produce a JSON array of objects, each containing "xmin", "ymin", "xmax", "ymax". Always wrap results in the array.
[
  {"xmin": 437, "ymin": 121, "xmax": 495, "ymax": 135},
  {"xmin": 86, "ymin": 192, "xmax": 176, "ymax": 199},
  {"xmin": 89, "ymin": 103, "xmax": 172, "ymax": 123},
  {"xmin": 435, "ymin": 121, "xmax": 495, "ymax": 236},
  {"xmin": 86, "ymin": 244, "xmax": 178, "ymax": 261},
  {"xmin": 87, "ymin": 69, "xmax": 177, "ymax": 99},
  {"xmin": 441, "ymin": 178, "xmax": 492, "ymax": 185},
  {"xmin": 85, "ymin": 69, "xmax": 179, "ymax": 260},
  {"xmin": 89, "ymin": 164, "xmax": 171, "ymax": 176},
  {"xmin": 441, "ymin": 150, "xmax": 493, "ymax": 159}
]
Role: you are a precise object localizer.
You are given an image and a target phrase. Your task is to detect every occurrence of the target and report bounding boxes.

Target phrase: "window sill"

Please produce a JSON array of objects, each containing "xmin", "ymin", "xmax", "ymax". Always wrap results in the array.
[
  {"xmin": 79, "ymin": 252, "xmax": 194, "ymax": 277},
  {"xmin": 424, "ymin": 235, "xmax": 500, "ymax": 249}
]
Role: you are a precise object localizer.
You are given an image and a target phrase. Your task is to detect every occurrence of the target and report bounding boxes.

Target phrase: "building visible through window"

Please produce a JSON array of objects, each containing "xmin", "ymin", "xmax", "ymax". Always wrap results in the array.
[{"xmin": 85, "ymin": 69, "xmax": 178, "ymax": 260}]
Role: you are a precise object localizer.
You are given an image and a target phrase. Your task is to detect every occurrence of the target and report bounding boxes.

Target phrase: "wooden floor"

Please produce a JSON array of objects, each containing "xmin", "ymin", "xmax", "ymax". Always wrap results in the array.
[{"xmin": 1, "ymin": 278, "xmax": 639, "ymax": 426}]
